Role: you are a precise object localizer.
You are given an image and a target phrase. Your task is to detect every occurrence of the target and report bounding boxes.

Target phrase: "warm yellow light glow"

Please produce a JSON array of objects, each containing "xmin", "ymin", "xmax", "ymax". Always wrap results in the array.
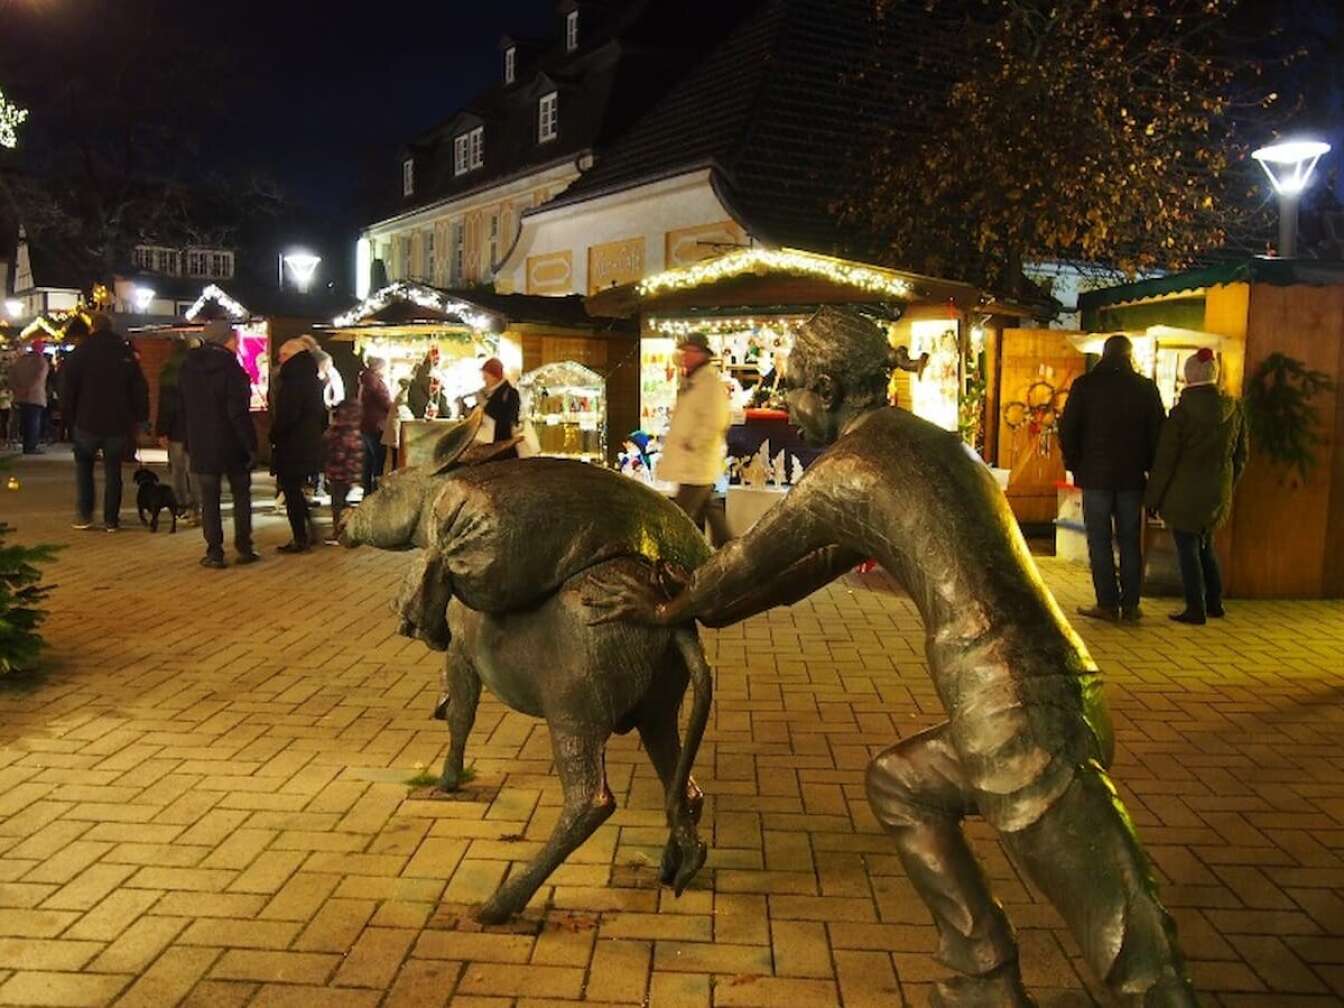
[
  {"xmin": 637, "ymin": 248, "xmax": 913, "ymax": 301},
  {"xmin": 334, "ymin": 282, "xmax": 494, "ymax": 331}
]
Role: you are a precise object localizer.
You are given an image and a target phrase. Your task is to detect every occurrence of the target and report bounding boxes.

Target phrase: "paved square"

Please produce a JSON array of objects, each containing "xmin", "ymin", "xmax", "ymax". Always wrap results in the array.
[{"xmin": 2, "ymin": 453, "xmax": 1342, "ymax": 1006}]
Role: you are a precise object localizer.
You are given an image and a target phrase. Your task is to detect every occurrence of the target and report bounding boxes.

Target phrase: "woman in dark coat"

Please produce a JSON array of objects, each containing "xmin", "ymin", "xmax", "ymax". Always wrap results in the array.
[
  {"xmin": 270, "ymin": 340, "xmax": 326, "ymax": 553},
  {"xmin": 1145, "ymin": 348, "xmax": 1249, "ymax": 625}
]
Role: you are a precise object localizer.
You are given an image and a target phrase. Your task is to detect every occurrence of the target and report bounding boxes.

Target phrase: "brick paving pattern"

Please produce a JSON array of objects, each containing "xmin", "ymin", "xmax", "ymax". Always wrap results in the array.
[{"xmin": 1, "ymin": 452, "xmax": 1342, "ymax": 1007}]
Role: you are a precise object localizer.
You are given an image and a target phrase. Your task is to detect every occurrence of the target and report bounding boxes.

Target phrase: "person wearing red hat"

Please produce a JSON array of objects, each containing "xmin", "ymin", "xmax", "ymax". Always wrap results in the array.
[{"xmin": 475, "ymin": 357, "xmax": 521, "ymax": 460}]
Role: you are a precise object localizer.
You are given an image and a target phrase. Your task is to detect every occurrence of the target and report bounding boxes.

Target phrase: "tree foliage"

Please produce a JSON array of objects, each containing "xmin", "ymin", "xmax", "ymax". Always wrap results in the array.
[
  {"xmin": 0, "ymin": 462, "xmax": 59, "ymax": 678},
  {"xmin": 842, "ymin": 0, "xmax": 1298, "ymax": 289}
]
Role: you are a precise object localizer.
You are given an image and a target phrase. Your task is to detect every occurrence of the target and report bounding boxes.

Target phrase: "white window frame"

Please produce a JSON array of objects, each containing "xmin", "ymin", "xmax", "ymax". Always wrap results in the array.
[
  {"xmin": 504, "ymin": 46, "xmax": 516, "ymax": 84},
  {"xmin": 487, "ymin": 214, "xmax": 499, "ymax": 273},
  {"xmin": 454, "ymin": 134, "xmax": 470, "ymax": 176},
  {"xmin": 402, "ymin": 157, "xmax": 415, "ymax": 196},
  {"xmin": 424, "ymin": 230, "xmax": 436, "ymax": 281},
  {"xmin": 209, "ymin": 252, "xmax": 233, "ymax": 278},
  {"xmin": 565, "ymin": 10, "xmax": 579, "ymax": 51},
  {"xmin": 469, "ymin": 126, "xmax": 484, "ymax": 170},
  {"xmin": 187, "ymin": 250, "xmax": 205, "ymax": 276},
  {"xmin": 400, "ymin": 236, "xmax": 412, "ymax": 279},
  {"xmin": 538, "ymin": 91, "xmax": 558, "ymax": 143},
  {"xmin": 451, "ymin": 222, "xmax": 465, "ymax": 285}
]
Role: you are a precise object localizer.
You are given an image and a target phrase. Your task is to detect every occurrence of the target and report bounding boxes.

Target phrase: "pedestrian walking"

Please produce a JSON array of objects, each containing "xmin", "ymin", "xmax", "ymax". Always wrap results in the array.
[
  {"xmin": 8, "ymin": 336, "xmax": 51, "ymax": 455},
  {"xmin": 156, "ymin": 339, "xmax": 200, "ymax": 525},
  {"xmin": 358, "ymin": 356, "xmax": 391, "ymax": 493},
  {"xmin": 322, "ymin": 399, "xmax": 363, "ymax": 543},
  {"xmin": 60, "ymin": 314, "xmax": 149, "ymax": 531},
  {"xmin": 270, "ymin": 338, "xmax": 325, "ymax": 553},
  {"xmin": 179, "ymin": 320, "xmax": 260, "ymax": 568},
  {"xmin": 1145, "ymin": 348, "xmax": 1249, "ymax": 624},
  {"xmin": 1058, "ymin": 334, "xmax": 1165, "ymax": 623},
  {"xmin": 657, "ymin": 333, "xmax": 732, "ymax": 546}
]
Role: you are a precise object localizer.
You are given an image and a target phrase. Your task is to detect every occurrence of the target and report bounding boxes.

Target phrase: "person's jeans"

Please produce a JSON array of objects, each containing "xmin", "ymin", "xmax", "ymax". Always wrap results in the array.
[
  {"xmin": 361, "ymin": 433, "xmax": 386, "ymax": 493},
  {"xmin": 197, "ymin": 469, "xmax": 253, "ymax": 560},
  {"xmin": 330, "ymin": 481, "xmax": 351, "ymax": 537},
  {"xmin": 1171, "ymin": 529, "xmax": 1223, "ymax": 619},
  {"xmin": 278, "ymin": 475, "xmax": 313, "ymax": 545},
  {"xmin": 674, "ymin": 484, "xmax": 732, "ymax": 548},
  {"xmin": 167, "ymin": 441, "xmax": 199, "ymax": 514},
  {"xmin": 19, "ymin": 403, "xmax": 44, "ymax": 453},
  {"xmin": 1081, "ymin": 488, "xmax": 1144, "ymax": 612},
  {"xmin": 72, "ymin": 429, "xmax": 127, "ymax": 527}
]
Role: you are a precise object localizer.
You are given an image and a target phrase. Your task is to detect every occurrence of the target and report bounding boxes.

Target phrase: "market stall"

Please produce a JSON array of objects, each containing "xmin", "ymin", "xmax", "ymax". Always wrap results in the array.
[
  {"xmin": 586, "ymin": 247, "xmax": 1044, "ymax": 529},
  {"xmin": 322, "ymin": 283, "xmax": 635, "ymax": 467}
]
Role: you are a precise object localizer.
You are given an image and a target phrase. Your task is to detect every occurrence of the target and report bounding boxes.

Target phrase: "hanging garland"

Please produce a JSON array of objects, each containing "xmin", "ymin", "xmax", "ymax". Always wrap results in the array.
[{"xmin": 1244, "ymin": 352, "xmax": 1333, "ymax": 484}]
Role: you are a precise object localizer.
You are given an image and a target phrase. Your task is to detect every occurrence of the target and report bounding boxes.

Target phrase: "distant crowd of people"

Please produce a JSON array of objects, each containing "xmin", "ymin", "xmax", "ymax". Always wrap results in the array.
[
  {"xmin": 1060, "ymin": 335, "xmax": 1248, "ymax": 626},
  {"xmin": 5, "ymin": 316, "xmax": 526, "ymax": 569}
]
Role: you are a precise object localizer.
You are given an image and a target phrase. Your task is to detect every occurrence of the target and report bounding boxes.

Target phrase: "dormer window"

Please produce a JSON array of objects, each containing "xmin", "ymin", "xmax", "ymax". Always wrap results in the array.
[
  {"xmin": 504, "ymin": 46, "xmax": 516, "ymax": 84},
  {"xmin": 565, "ymin": 10, "xmax": 579, "ymax": 52},
  {"xmin": 538, "ymin": 91, "xmax": 559, "ymax": 143},
  {"xmin": 402, "ymin": 158, "xmax": 414, "ymax": 196},
  {"xmin": 454, "ymin": 127, "xmax": 485, "ymax": 176}
]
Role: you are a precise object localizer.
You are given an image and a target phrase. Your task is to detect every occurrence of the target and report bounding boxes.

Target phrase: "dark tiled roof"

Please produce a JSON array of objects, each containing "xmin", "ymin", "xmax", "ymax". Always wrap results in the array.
[
  {"xmin": 564, "ymin": 0, "xmax": 958, "ymax": 260},
  {"xmin": 376, "ymin": 0, "xmax": 764, "ymax": 222}
]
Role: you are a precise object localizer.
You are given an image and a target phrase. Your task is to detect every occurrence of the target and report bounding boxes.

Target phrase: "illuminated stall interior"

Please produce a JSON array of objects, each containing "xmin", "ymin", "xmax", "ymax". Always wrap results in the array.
[
  {"xmin": 587, "ymin": 247, "xmax": 1044, "ymax": 481},
  {"xmin": 321, "ymin": 282, "xmax": 635, "ymax": 464}
]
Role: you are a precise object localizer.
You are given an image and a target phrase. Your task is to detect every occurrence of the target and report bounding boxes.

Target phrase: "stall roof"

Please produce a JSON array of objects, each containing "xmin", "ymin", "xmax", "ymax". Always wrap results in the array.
[
  {"xmin": 1078, "ymin": 258, "xmax": 1344, "ymax": 312},
  {"xmin": 323, "ymin": 282, "xmax": 621, "ymax": 336},
  {"xmin": 585, "ymin": 247, "xmax": 1043, "ymax": 319}
]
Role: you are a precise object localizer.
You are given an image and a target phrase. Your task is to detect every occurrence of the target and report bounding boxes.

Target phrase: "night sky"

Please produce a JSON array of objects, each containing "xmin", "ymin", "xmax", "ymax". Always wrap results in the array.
[{"xmin": 1, "ymin": 0, "xmax": 556, "ymax": 224}]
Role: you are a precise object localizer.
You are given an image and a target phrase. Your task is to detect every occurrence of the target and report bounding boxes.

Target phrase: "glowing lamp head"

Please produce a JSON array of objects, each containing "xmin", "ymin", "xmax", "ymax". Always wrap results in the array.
[
  {"xmin": 4, "ymin": 298, "xmax": 22, "ymax": 319},
  {"xmin": 1252, "ymin": 140, "xmax": 1331, "ymax": 196},
  {"xmin": 133, "ymin": 287, "xmax": 156, "ymax": 312},
  {"xmin": 284, "ymin": 252, "xmax": 321, "ymax": 291}
]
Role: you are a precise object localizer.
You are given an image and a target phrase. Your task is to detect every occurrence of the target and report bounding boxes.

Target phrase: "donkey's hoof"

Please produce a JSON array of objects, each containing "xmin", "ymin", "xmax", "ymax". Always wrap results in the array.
[
  {"xmin": 475, "ymin": 897, "xmax": 516, "ymax": 926},
  {"xmin": 672, "ymin": 840, "xmax": 707, "ymax": 896}
]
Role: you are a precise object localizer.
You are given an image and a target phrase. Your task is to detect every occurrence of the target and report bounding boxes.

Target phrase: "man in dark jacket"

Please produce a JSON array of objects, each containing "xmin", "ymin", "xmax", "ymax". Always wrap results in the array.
[
  {"xmin": 1058, "ymin": 334, "xmax": 1166, "ymax": 622},
  {"xmin": 179, "ymin": 320, "xmax": 259, "ymax": 568},
  {"xmin": 270, "ymin": 339, "xmax": 326, "ymax": 553},
  {"xmin": 60, "ymin": 313, "xmax": 150, "ymax": 530}
]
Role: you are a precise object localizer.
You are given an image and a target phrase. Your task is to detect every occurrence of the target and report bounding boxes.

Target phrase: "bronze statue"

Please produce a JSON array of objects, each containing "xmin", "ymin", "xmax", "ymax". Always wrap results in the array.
[
  {"xmin": 344, "ymin": 424, "xmax": 711, "ymax": 924},
  {"xmin": 587, "ymin": 307, "xmax": 1196, "ymax": 1007}
]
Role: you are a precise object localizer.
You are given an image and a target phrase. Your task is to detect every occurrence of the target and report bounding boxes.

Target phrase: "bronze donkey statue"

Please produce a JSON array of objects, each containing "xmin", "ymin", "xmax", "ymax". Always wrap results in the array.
[{"xmin": 343, "ymin": 416, "xmax": 711, "ymax": 923}]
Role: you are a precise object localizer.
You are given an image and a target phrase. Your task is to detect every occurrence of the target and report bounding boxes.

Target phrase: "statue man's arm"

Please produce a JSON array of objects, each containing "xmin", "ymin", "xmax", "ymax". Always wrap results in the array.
[{"xmin": 661, "ymin": 477, "xmax": 856, "ymax": 627}]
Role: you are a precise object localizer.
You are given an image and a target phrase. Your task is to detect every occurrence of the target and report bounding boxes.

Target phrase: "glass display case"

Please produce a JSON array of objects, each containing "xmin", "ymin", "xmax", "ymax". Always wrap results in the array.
[{"xmin": 519, "ymin": 360, "xmax": 606, "ymax": 462}]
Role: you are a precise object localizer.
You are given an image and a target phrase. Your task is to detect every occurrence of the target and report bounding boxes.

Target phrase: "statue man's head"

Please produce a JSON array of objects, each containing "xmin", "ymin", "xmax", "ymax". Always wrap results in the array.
[{"xmin": 786, "ymin": 306, "xmax": 896, "ymax": 445}]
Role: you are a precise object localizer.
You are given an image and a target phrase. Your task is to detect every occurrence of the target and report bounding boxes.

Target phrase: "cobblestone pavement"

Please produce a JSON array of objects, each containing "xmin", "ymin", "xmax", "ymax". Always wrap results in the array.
[{"xmin": 1, "ymin": 451, "xmax": 1342, "ymax": 1007}]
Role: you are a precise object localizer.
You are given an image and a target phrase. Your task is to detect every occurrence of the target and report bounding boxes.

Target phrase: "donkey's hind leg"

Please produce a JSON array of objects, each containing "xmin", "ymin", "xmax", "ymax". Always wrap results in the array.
[
  {"xmin": 476, "ymin": 725, "xmax": 614, "ymax": 924},
  {"xmin": 438, "ymin": 644, "xmax": 481, "ymax": 792}
]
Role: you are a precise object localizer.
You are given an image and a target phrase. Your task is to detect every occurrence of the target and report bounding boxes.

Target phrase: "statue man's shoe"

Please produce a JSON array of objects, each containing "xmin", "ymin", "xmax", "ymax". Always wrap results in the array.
[{"xmin": 931, "ymin": 963, "xmax": 1037, "ymax": 1008}]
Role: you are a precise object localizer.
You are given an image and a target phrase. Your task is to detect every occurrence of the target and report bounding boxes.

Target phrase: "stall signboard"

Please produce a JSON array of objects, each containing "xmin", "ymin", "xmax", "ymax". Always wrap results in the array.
[{"xmin": 236, "ymin": 322, "xmax": 270, "ymax": 411}]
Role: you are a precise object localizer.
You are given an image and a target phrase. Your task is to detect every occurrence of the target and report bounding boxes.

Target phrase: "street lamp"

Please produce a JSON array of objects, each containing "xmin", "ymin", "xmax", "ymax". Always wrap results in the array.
[
  {"xmin": 133, "ymin": 286, "xmax": 156, "ymax": 313},
  {"xmin": 1252, "ymin": 140, "xmax": 1331, "ymax": 258},
  {"xmin": 4, "ymin": 298, "xmax": 22, "ymax": 319},
  {"xmin": 283, "ymin": 251, "xmax": 321, "ymax": 292}
]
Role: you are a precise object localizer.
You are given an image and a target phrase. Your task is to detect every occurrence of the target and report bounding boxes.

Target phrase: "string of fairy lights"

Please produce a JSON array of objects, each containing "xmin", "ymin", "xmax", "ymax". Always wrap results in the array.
[
  {"xmin": 0, "ymin": 89, "xmax": 27, "ymax": 150},
  {"xmin": 332, "ymin": 281, "xmax": 497, "ymax": 332},
  {"xmin": 184, "ymin": 284, "xmax": 250, "ymax": 322},
  {"xmin": 636, "ymin": 247, "xmax": 914, "ymax": 300}
]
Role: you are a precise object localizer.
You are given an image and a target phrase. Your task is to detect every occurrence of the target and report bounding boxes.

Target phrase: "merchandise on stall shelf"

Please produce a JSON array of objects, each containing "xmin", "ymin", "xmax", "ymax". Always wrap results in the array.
[{"xmin": 519, "ymin": 360, "xmax": 606, "ymax": 462}]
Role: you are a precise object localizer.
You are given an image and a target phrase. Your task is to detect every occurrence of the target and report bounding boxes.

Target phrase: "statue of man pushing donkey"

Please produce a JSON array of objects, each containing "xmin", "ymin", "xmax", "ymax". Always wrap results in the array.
[{"xmin": 347, "ymin": 306, "xmax": 1197, "ymax": 1007}]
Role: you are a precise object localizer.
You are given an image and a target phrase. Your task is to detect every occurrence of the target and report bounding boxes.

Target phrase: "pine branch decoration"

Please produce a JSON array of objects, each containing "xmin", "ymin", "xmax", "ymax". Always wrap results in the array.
[
  {"xmin": 0, "ymin": 458, "xmax": 61, "ymax": 677},
  {"xmin": 1244, "ymin": 353, "xmax": 1333, "ymax": 484}
]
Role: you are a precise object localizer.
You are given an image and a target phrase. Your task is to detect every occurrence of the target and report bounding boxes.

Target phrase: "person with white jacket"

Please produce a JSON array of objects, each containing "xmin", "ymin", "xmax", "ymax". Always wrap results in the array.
[{"xmin": 657, "ymin": 333, "xmax": 732, "ymax": 545}]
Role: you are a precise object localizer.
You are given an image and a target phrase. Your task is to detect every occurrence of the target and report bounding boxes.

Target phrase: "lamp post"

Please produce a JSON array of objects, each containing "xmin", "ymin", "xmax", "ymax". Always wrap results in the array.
[
  {"xmin": 133, "ymin": 287, "xmax": 156, "ymax": 313},
  {"xmin": 1252, "ymin": 140, "xmax": 1331, "ymax": 258},
  {"xmin": 283, "ymin": 252, "xmax": 321, "ymax": 293}
]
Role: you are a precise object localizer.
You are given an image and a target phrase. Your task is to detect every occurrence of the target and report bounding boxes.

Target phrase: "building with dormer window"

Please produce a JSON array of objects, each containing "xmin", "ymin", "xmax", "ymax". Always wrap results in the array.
[{"xmin": 357, "ymin": 1, "xmax": 762, "ymax": 297}]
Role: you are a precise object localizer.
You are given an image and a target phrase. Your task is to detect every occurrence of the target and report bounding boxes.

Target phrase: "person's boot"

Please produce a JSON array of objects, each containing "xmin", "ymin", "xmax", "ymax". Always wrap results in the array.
[
  {"xmin": 1168, "ymin": 611, "xmax": 1205, "ymax": 625},
  {"xmin": 931, "ymin": 961, "xmax": 1036, "ymax": 1008}
]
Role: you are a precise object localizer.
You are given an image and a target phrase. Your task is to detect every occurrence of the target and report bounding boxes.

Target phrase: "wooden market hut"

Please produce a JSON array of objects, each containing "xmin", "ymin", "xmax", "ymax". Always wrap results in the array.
[
  {"xmin": 585, "ymin": 245, "xmax": 1051, "ymax": 477},
  {"xmin": 1079, "ymin": 258, "xmax": 1344, "ymax": 598},
  {"xmin": 318, "ymin": 282, "xmax": 636, "ymax": 462}
]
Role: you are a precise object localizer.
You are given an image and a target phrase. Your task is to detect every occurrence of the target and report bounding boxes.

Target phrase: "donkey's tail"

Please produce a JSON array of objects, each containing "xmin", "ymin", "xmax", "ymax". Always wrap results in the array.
[{"xmin": 665, "ymin": 625, "xmax": 712, "ymax": 895}]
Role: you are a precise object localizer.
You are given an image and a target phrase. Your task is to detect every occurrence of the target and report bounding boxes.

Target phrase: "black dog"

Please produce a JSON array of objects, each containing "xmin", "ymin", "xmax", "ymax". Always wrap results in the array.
[{"xmin": 133, "ymin": 468, "xmax": 183, "ymax": 533}]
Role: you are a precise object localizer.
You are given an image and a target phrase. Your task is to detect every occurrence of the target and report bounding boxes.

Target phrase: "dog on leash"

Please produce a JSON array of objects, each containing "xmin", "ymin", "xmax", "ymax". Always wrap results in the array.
[{"xmin": 133, "ymin": 468, "xmax": 184, "ymax": 533}]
